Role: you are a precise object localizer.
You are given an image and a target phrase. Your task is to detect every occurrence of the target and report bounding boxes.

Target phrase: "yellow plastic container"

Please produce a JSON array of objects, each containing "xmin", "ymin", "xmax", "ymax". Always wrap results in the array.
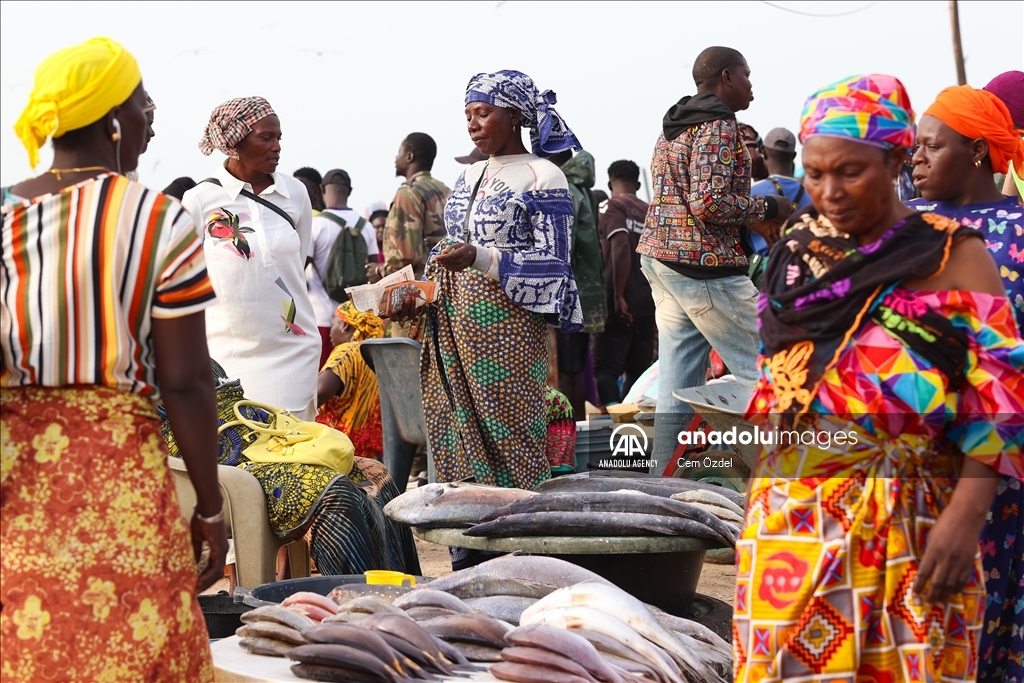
[{"xmin": 364, "ymin": 570, "xmax": 416, "ymax": 587}]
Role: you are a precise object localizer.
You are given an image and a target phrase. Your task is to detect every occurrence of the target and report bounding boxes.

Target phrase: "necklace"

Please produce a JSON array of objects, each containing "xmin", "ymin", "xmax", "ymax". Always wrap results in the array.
[{"xmin": 46, "ymin": 166, "xmax": 111, "ymax": 181}]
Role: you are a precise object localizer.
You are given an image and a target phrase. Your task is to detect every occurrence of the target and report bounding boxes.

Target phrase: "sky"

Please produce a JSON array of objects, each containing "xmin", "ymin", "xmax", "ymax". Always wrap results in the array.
[{"xmin": 1, "ymin": 0, "xmax": 1021, "ymax": 211}]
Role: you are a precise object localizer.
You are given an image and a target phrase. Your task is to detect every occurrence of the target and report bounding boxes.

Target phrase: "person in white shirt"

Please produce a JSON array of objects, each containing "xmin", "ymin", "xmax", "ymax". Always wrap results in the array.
[
  {"xmin": 305, "ymin": 168, "xmax": 379, "ymax": 366},
  {"xmin": 182, "ymin": 96, "xmax": 319, "ymax": 419}
]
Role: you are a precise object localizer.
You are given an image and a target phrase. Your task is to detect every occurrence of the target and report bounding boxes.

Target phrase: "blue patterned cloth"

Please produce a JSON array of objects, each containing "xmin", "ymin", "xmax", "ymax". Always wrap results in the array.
[
  {"xmin": 465, "ymin": 70, "xmax": 581, "ymax": 158},
  {"xmin": 435, "ymin": 154, "xmax": 583, "ymax": 332}
]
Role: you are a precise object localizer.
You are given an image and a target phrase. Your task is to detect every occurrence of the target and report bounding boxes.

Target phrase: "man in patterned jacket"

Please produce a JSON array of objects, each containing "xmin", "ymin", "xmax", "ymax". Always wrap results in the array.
[{"xmin": 637, "ymin": 46, "xmax": 790, "ymax": 470}]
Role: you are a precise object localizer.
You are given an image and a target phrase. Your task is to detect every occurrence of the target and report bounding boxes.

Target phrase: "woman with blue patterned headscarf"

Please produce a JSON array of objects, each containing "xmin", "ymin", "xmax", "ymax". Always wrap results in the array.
[{"xmin": 413, "ymin": 71, "xmax": 583, "ymax": 568}]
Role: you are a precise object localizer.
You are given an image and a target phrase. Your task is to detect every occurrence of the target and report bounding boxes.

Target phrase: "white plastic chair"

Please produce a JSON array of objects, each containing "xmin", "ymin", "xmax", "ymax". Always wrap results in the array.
[{"xmin": 166, "ymin": 457, "xmax": 309, "ymax": 588}]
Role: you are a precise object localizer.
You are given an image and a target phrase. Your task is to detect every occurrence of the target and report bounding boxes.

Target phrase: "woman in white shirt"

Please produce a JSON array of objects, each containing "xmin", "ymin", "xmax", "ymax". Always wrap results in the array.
[{"xmin": 182, "ymin": 97, "xmax": 319, "ymax": 419}]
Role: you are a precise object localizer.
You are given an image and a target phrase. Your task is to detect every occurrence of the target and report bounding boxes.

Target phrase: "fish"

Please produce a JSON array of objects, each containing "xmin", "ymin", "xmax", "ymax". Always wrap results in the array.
[
  {"xmin": 240, "ymin": 604, "xmax": 317, "ymax": 632},
  {"xmin": 668, "ymin": 489, "xmax": 745, "ymax": 517},
  {"xmin": 533, "ymin": 473, "xmax": 745, "ymax": 507},
  {"xmin": 337, "ymin": 596, "xmax": 405, "ymax": 615},
  {"xmin": 238, "ymin": 636, "xmax": 295, "ymax": 657},
  {"xmin": 289, "ymin": 662, "xmax": 391, "ymax": 682},
  {"xmin": 428, "ymin": 634, "xmax": 475, "ymax": 669},
  {"xmin": 283, "ymin": 591, "xmax": 342, "ymax": 615},
  {"xmin": 477, "ymin": 491, "xmax": 736, "ymax": 545},
  {"xmin": 383, "ymin": 482, "xmax": 537, "ymax": 528},
  {"xmin": 522, "ymin": 583, "xmax": 718, "ymax": 682},
  {"xmin": 520, "ymin": 606, "xmax": 684, "ymax": 683},
  {"xmin": 668, "ymin": 496, "xmax": 744, "ymax": 524},
  {"xmin": 464, "ymin": 596, "xmax": 537, "ymax": 625},
  {"xmin": 301, "ymin": 624, "xmax": 409, "ymax": 676},
  {"xmin": 286, "ymin": 644, "xmax": 403, "ymax": 683},
  {"xmin": 375, "ymin": 630, "xmax": 453, "ymax": 674},
  {"xmin": 649, "ymin": 607, "xmax": 732, "ymax": 652},
  {"xmin": 418, "ymin": 555, "xmax": 614, "ymax": 600},
  {"xmin": 501, "ymin": 647, "xmax": 599, "ymax": 682},
  {"xmin": 357, "ymin": 613, "xmax": 454, "ymax": 674},
  {"xmin": 236, "ymin": 622, "xmax": 307, "ymax": 645},
  {"xmin": 329, "ymin": 584, "xmax": 410, "ymax": 605},
  {"xmin": 504, "ymin": 624, "xmax": 629, "ymax": 683},
  {"xmin": 597, "ymin": 652, "xmax": 664, "ymax": 682},
  {"xmin": 420, "ymin": 614, "xmax": 510, "ymax": 649},
  {"xmin": 490, "ymin": 662, "xmax": 594, "ymax": 683},
  {"xmin": 405, "ymin": 607, "xmax": 462, "ymax": 622},
  {"xmin": 464, "ymin": 511, "xmax": 731, "ymax": 546},
  {"xmin": 451, "ymin": 642, "xmax": 504, "ymax": 662},
  {"xmin": 393, "ymin": 589, "xmax": 474, "ymax": 614}
]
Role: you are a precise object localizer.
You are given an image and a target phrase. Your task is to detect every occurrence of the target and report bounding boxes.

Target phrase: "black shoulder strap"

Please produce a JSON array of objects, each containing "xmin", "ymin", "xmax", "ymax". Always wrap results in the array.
[
  {"xmin": 201, "ymin": 178, "xmax": 296, "ymax": 231},
  {"xmin": 462, "ymin": 164, "xmax": 488, "ymax": 244}
]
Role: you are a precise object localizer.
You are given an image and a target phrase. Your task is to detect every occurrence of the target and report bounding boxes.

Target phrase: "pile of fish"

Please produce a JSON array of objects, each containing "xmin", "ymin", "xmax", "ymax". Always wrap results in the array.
[
  {"xmin": 234, "ymin": 554, "xmax": 734, "ymax": 682},
  {"xmin": 382, "ymin": 474, "xmax": 745, "ymax": 547}
]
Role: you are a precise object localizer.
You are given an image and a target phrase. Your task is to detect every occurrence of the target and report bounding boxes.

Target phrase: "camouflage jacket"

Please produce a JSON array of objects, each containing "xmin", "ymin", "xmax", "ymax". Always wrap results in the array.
[{"xmin": 383, "ymin": 171, "xmax": 451, "ymax": 279}]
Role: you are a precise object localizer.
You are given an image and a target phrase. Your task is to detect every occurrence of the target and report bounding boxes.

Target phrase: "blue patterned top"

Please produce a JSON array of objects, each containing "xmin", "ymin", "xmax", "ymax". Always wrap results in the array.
[{"xmin": 435, "ymin": 154, "xmax": 584, "ymax": 332}]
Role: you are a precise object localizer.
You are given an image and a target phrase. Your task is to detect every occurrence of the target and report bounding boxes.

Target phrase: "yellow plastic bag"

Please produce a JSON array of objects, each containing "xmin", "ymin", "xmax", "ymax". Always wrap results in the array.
[{"xmin": 218, "ymin": 400, "xmax": 354, "ymax": 475}]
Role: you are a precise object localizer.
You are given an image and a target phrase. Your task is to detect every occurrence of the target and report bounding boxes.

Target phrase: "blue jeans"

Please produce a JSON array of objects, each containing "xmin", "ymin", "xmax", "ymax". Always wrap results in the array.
[{"xmin": 639, "ymin": 255, "xmax": 761, "ymax": 471}]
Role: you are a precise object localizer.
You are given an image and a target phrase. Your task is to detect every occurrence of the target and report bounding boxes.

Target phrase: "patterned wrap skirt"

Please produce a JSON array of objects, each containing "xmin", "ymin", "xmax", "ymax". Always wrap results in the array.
[
  {"xmin": 421, "ymin": 268, "xmax": 552, "ymax": 490},
  {"xmin": 0, "ymin": 386, "xmax": 213, "ymax": 683}
]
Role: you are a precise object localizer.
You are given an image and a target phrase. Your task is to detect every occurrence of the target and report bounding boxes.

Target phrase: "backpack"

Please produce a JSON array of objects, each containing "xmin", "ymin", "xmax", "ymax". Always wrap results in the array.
[{"xmin": 317, "ymin": 211, "xmax": 369, "ymax": 301}]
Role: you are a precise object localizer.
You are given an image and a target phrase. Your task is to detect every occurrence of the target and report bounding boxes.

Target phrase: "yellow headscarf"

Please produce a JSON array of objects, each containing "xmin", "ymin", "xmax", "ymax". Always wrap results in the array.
[
  {"xmin": 336, "ymin": 302, "xmax": 385, "ymax": 342},
  {"xmin": 14, "ymin": 37, "xmax": 141, "ymax": 168}
]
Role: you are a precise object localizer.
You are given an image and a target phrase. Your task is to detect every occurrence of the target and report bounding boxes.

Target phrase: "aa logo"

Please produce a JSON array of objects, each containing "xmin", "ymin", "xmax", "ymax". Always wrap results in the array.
[{"xmin": 609, "ymin": 424, "xmax": 648, "ymax": 458}]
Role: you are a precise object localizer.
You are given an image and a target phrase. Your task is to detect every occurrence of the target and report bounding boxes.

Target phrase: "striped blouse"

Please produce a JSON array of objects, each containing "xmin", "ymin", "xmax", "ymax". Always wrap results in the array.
[{"xmin": 1, "ymin": 173, "xmax": 216, "ymax": 397}]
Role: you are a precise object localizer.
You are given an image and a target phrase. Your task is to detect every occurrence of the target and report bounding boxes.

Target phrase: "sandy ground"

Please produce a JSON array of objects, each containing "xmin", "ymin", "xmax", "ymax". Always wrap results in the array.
[{"xmin": 202, "ymin": 535, "xmax": 738, "ymax": 606}]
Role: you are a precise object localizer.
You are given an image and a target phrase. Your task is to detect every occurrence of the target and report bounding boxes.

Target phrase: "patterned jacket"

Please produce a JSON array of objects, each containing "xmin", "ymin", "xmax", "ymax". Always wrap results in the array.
[
  {"xmin": 637, "ymin": 118, "xmax": 768, "ymax": 276},
  {"xmin": 383, "ymin": 171, "xmax": 451, "ymax": 279}
]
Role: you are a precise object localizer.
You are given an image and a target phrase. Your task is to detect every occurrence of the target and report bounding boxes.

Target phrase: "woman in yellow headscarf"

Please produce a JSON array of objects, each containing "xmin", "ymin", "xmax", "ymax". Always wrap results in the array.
[
  {"xmin": 2, "ymin": 38, "xmax": 225, "ymax": 682},
  {"xmin": 316, "ymin": 302, "xmax": 386, "ymax": 459}
]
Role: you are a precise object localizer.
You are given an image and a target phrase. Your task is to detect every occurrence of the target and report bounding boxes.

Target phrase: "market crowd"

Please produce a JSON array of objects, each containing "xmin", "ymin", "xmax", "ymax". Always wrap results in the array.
[{"xmin": 1, "ymin": 34, "xmax": 1021, "ymax": 683}]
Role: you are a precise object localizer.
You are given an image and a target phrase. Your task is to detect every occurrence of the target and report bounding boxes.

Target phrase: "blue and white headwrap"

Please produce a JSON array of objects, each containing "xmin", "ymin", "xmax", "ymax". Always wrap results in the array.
[{"xmin": 465, "ymin": 70, "xmax": 582, "ymax": 158}]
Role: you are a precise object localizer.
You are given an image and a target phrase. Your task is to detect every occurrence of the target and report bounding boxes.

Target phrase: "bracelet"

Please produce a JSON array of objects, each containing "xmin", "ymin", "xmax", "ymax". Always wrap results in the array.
[{"xmin": 194, "ymin": 505, "xmax": 225, "ymax": 524}]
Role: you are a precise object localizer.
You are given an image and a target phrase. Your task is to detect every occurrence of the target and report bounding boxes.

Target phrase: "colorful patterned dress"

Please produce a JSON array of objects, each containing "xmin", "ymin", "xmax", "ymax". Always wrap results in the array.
[
  {"xmin": 421, "ymin": 153, "xmax": 583, "ymax": 490},
  {"xmin": 317, "ymin": 342, "xmax": 384, "ymax": 460},
  {"xmin": 735, "ymin": 290, "xmax": 1024, "ymax": 683},
  {"xmin": 2, "ymin": 174, "xmax": 217, "ymax": 682},
  {"xmin": 907, "ymin": 196, "xmax": 1024, "ymax": 682}
]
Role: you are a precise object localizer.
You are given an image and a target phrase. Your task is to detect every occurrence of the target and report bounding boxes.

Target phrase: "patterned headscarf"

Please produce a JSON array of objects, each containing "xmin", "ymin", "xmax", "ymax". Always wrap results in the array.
[
  {"xmin": 14, "ymin": 37, "xmax": 141, "ymax": 168},
  {"xmin": 336, "ymin": 302, "xmax": 384, "ymax": 342},
  {"xmin": 924, "ymin": 85, "xmax": 1024, "ymax": 175},
  {"xmin": 199, "ymin": 96, "xmax": 276, "ymax": 159},
  {"xmin": 799, "ymin": 74, "xmax": 915, "ymax": 150},
  {"xmin": 465, "ymin": 70, "xmax": 581, "ymax": 157}
]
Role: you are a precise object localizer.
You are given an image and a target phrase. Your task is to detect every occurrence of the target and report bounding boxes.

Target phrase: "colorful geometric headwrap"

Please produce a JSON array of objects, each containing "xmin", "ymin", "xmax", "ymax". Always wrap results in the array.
[
  {"xmin": 336, "ymin": 302, "xmax": 384, "ymax": 342},
  {"xmin": 799, "ymin": 74, "xmax": 915, "ymax": 150},
  {"xmin": 199, "ymin": 96, "xmax": 276, "ymax": 159},
  {"xmin": 465, "ymin": 70, "xmax": 581, "ymax": 157},
  {"xmin": 14, "ymin": 37, "xmax": 141, "ymax": 168}
]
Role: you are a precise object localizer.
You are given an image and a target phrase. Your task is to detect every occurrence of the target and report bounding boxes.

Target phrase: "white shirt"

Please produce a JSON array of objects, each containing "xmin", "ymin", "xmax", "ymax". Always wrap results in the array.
[
  {"xmin": 182, "ymin": 163, "xmax": 319, "ymax": 419},
  {"xmin": 305, "ymin": 207, "xmax": 379, "ymax": 327}
]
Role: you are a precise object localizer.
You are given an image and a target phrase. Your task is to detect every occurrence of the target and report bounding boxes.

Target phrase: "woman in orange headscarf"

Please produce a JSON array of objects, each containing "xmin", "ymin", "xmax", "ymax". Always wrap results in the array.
[{"xmin": 906, "ymin": 83, "xmax": 1024, "ymax": 683}]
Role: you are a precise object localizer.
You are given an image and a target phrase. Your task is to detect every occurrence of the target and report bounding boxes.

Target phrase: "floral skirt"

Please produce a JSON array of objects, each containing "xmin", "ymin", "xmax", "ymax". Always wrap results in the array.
[{"xmin": 1, "ymin": 385, "xmax": 212, "ymax": 683}]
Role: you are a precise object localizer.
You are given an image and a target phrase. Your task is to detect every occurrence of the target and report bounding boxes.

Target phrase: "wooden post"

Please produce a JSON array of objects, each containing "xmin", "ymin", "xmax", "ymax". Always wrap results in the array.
[{"xmin": 949, "ymin": 0, "xmax": 967, "ymax": 85}]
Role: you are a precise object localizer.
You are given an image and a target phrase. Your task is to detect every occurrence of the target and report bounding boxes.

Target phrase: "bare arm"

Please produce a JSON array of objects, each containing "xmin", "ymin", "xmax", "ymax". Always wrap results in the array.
[
  {"xmin": 905, "ymin": 234, "xmax": 1005, "ymax": 295},
  {"xmin": 316, "ymin": 370, "xmax": 343, "ymax": 408},
  {"xmin": 152, "ymin": 312, "xmax": 227, "ymax": 591}
]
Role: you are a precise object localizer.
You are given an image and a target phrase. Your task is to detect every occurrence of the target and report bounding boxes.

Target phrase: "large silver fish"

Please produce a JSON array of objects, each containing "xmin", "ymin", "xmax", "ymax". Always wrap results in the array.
[
  {"xmin": 418, "ymin": 555, "xmax": 613, "ymax": 600},
  {"xmin": 533, "ymin": 473, "xmax": 745, "ymax": 507},
  {"xmin": 464, "ymin": 511, "xmax": 731, "ymax": 546},
  {"xmin": 504, "ymin": 624, "xmax": 629, "ymax": 683},
  {"xmin": 464, "ymin": 596, "xmax": 537, "ymax": 625},
  {"xmin": 383, "ymin": 482, "xmax": 537, "ymax": 528}
]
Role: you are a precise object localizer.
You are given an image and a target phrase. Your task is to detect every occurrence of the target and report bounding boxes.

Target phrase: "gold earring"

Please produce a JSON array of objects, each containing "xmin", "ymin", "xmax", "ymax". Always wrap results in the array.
[
  {"xmin": 112, "ymin": 132, "xmax": 121, "ymax": 142},
  {"xmin": 974, "ymin": 159, "xmax": 981, "ymax": 168}
]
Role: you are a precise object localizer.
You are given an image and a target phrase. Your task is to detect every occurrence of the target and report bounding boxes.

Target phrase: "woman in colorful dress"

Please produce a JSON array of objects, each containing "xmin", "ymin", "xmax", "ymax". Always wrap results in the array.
[
  {"xmin": 734, "ymin": 74, "xmax": 1023, "ymax": 682},
  {"xmin": 317, "ymin": 302, "xmax": 386, "ymax": 460},
  {"xmin": 417, "ymin": 71, "xmax": 583, "ymax": 567},
  {"xmin": 1, "ymin": 38, "xmax": 226, "ymax": 682},
  {"xmin": 906, "ymin": 83, "xmax": 1024, "ymax": 683},
  {"xmin": 182, "ymin": 97, "xmax": 320, "ymax": 420}
]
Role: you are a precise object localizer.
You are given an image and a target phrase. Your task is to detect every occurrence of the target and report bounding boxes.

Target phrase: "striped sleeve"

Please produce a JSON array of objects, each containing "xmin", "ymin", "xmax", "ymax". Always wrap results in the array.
[{"xmin": 152, "ymin": 201, "xmax": 216, "ymax": 318}]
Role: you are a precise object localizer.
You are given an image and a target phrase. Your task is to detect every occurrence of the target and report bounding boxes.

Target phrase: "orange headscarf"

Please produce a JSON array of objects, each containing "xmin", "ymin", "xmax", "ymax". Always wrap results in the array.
[{"xmin": 923, "ymin": 85, "xmax": 1024, "ymax": 175}]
